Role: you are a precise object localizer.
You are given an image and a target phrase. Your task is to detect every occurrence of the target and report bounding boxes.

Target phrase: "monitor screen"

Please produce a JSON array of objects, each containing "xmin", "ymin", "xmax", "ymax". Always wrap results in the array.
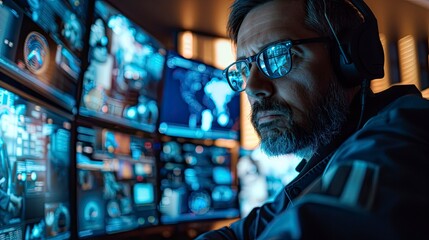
[
  {"xmin": 76, "ymin": 124, "xmax": 159, "ymax": 238},
  {"xmin": 158, "ymin": 51, "xmax": 240, "ymax": 140},
  {"xmin": 0, "ymin": 86, "xmax": 72, "ymax": 239},
  {"xmin": 0, "ymin": 0, "xmax": 88, "ymax": 111},
  {"xmin": 79, "ymin": 0, "xmax": 166, "ymax": 133},
  {"xmin": 237, "ymin": 147, "xmax": 301, "ymax": 217},
  {"xmin": 159, "ymin": 140, "xmax": 239, "ymax": 224}
]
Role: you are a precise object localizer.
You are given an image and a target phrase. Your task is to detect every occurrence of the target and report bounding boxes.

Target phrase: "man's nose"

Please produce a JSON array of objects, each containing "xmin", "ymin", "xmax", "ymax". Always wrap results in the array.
[{"xmin": 245, "ymin": 66, "xmax": 274, "ymax": 99}]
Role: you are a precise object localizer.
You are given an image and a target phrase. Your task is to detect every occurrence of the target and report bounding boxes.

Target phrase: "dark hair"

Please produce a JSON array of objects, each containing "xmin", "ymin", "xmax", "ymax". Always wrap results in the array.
[{"xmin": 227, "ymin": 0, "xmax": 364, "ymax": 44}]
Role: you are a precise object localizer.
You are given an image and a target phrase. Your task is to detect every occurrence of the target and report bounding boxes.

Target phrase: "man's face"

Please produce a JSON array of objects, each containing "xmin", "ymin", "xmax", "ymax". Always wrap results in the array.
[{"xmin": 236, "ymin": 0, "xmax": 352, "ymax": 157}]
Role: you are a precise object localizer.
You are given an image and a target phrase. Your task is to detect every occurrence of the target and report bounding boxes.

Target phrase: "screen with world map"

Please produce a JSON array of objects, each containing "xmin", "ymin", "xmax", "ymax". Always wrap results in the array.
[{"xmin": 158, "ymin": 51, "xmax": 240, "ymax": 140}]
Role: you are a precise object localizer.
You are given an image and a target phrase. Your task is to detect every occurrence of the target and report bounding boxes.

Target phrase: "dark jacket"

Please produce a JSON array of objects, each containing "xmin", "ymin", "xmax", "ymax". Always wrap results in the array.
[{"xmin": 196, "ymin": 85, "xmax": 429, "ymax": 240}]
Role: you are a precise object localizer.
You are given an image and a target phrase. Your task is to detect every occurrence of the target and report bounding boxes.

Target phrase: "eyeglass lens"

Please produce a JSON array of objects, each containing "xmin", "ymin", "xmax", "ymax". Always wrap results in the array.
[{"xmin": 225, "ymin": 41, "xmax": 292, "ymax": 91}]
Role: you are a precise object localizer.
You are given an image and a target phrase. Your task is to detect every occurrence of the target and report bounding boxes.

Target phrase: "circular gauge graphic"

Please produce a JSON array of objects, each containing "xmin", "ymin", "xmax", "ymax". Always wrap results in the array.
[
  {"xmin": 107, "ymin": 200, "xmax": 121, "ymax": 218},
  {"xmin": 53, "ymin": 205, "xmax": 71, "ymax": 233},
  {"xmin": 24, "ymin": 31, "xmax": 50, "ymax": 74},
  {"xmin": 83, "ymin": 201, "xmax": 101, "ymax": 222},
  {"xmin": 188, "ymin": 191, "xmax": 211, "ymax": 215}
]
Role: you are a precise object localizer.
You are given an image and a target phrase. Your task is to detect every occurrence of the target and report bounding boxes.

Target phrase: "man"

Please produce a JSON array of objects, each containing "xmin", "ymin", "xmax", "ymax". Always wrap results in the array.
[{"xmin": 196, "ymin": 0, "xmax": 429, "ymax": 239}]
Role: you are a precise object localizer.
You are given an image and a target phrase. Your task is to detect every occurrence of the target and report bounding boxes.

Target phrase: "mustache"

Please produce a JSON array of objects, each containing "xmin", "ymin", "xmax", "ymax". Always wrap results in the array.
[{"xmin": 251, "ymin": 99, "xmax": 293, "ymax": 125}]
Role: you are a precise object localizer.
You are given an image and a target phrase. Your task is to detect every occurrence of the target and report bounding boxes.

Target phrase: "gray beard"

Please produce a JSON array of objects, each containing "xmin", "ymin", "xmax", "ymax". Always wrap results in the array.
[{"xmin": 251, "ymin": 80, "xmax": 349, "ymax": 157}]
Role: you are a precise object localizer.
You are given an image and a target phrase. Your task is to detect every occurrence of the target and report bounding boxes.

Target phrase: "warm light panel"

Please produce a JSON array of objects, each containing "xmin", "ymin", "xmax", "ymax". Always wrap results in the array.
[
  {"xmin": 214, "ymin": 38, "xmax": 235, "ymax": 69},
  {"xmin": 179, "ymin": 31, "xmax": 194, "ymax": 59},
  {"xmin": 371, "ymin": 34, "xmax": 391, "ymax": 93},
  {"xmin": 177, "ymin": 31, "xmax": 235, "ymax": 69},
  {"xmin": 398, "ymin": 35, "xmax": 420, "ymax": 89},
  {"xmin": 422, "ymin": 88, "xmax": 429, "ymax": 99}
]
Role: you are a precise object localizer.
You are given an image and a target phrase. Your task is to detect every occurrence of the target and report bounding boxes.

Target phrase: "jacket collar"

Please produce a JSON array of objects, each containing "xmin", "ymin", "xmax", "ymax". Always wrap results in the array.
[{"xmin": 294, "ymin": 84, "xmax": 421, "ymax": 177}]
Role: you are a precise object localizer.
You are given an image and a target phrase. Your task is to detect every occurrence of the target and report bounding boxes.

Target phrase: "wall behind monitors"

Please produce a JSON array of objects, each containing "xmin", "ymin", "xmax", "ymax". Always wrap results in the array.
[
  {"xmin": 159, "ymin": 140, "xmax": 239, "ymax": 224},
  {"xmin": 0, "ymin": 84, "xmax": 72, "ymax": 239},
  {"xmin": 76, "ymin": 123, "xmax": 159, "ymax": 238},
  {"xmin": 158, "ymin": 51, "xmax": 240, "ymax": 140},
  {"xmin": 0, "ymin": 0, "xmax": 88, "ymax": 112},
  {"xmin": 80, "ymin": 0, "xmax": 166, "ymax": 133}
]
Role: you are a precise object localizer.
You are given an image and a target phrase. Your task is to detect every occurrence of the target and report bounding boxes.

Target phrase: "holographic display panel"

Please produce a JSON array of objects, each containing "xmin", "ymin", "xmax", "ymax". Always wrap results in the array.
[
  {"xmin": 13, "ymin": 0, "xmax": 88, "ymax": 57},
  {"xmin": 159, "ymin": 141, "xmax": 239, "ymax": 224},
  {"xmin": 237, "ymin": 147, "xmax": 301, "ymax": 217},
  {"xmin": 159, "ymin": 51, "xmax": 240, "ymax": 140},
  {"xmin": 0, "ymin": 86, "xmax": 72, "ymax": 240},
  {"xmin": 80, "ymin": 0, "xmax": 166, "ymax": 132},
  {"xmin": 76, "ymin": 124, "xmax": 159, "ymax": 238},
  {"xmin": 0, "ymin": 0, "xmax": 88, "ymax": 108}
]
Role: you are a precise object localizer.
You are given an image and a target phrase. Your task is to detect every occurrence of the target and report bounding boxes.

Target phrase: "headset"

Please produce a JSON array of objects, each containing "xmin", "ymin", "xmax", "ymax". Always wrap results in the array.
[{"xmin": 324, "ymin": 0, "xmax": 385, "ymax": 87}]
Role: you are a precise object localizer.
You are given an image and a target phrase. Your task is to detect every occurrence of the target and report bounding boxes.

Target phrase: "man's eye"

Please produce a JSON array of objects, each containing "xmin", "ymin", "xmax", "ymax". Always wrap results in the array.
[{"xmin": 290, "ymin": 51, "xmax": 299, "ymax": 62}]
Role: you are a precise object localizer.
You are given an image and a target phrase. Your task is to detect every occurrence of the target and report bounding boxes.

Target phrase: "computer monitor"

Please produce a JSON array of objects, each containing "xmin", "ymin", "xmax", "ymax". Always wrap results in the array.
[
  {"xmin": 76, "ymin": 123, "xmax": 159, "ymax": 238},
  {"xmin": 0, "ymin": 0, "xmax": 88, "ymax": 112},
  {"xmin": 79, "ymin": 0, "xmax": 166, "ymax": 133},
  {"xmin": 0, "ymin": 85, "xmax": 72, "ymax": 239},
  {"xmin": 158, "ymin": 51, "xmax": 240, "ymax": 140},
  {"xmin": 159, "ymin": 140, "xmax": 239, "ymax": 224},
  {"xmin": 236, "ymin": 147, "xmax": 301, "ymax": 217}
]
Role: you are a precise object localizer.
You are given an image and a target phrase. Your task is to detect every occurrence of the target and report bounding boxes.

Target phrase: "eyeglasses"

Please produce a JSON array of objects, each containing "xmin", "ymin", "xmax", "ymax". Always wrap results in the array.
[{"xmin": 223, "ymin": 37, "xmax": 329, "ymax": 92}]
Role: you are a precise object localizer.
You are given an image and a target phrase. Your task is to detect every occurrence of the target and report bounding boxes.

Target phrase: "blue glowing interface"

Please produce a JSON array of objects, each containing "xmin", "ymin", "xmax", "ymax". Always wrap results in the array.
[
  {"xmin": 159, "ymin": 141, "xmax": 239, "ymax": 224},
  {"xmin": 236, "ymin": 148, "xmax": 302, "ymax": 217},
  {"xmin": 80, "ymin": 0, "xmax": 166, "ymax": 133},
  {"xmin": 0, "ymin": 0, "xmax": 88, "ymax": 107},
  {"xmin": 76, "ymin": 125, "xmax": 159, "ymax": 238},
  {"xmin": 0, "ymin": 86, "xmax": 72, "ymax": 239},
  {"xmin": 159, "ymin": 51, "xmax": 240, "ymax": 140}
]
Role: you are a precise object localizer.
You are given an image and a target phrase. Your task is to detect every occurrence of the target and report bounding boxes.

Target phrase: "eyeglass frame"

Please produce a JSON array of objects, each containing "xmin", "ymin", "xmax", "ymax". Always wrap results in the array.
[{"xmin": 223, "ymin": 37, "xmax": 330, "ymax": 92}]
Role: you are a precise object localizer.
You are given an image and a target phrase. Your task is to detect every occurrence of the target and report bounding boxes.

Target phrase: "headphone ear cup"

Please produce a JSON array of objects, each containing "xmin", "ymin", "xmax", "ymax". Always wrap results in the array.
[
  {"xmin": 335, "ymin": 23, "xmax": 384, "ymax": 87},
  {"xmin": 332, "ymin": 0, "xmax": 385, "ymax": 87}
]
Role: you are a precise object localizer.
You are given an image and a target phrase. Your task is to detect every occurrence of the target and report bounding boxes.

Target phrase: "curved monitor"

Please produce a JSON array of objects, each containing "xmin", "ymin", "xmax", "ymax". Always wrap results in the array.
[
  {"xmin": 79, "ymin": 0, "xmax": 166, "ymax": 133},
  {"xmin": 159, "ymin": 140, "xmax": 239, "ymax": 224},
  {"xmin": 76, "ymin": 123, "xmax": 159, "ymax": 238},
  {"xmin": 237, "ymin": 147, "xmax": 301, "ymax": 217},
  {"xmin": 158, "ymin": 51, "xmax": 240, "ymax": 140},
  {"xmin": 0, "ymin": 0, "xmax": 89, "ymax": 112},
  {"xmin": 0, "ymin": 85, "xmax": 72, "ymax": 239}
]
